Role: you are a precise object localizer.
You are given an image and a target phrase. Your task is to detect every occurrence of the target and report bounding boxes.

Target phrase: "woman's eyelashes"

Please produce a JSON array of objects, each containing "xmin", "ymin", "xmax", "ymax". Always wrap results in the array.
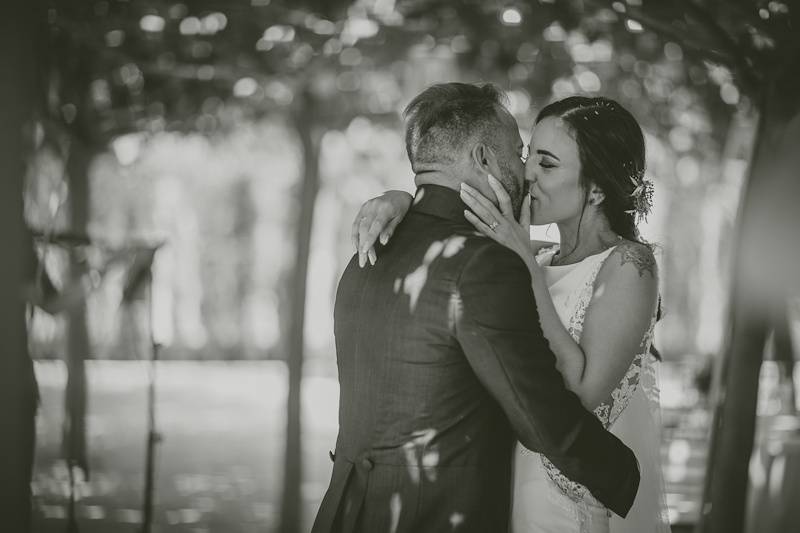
[{"xmin": 539, "ymin": 158, "xmax": 557, "ymax": 169}]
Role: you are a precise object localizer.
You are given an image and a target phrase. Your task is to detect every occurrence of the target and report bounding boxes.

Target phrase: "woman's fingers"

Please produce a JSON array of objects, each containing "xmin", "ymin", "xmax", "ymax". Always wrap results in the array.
[
  {"xmin": 363, "ymin": 217, "xmax": 387, "ymax": 251},
  {"xmin": 487, "ymin": 175, "xmax": 513, "ymax": 217},
  {"xmin": 352, "ymin": 191, "xmax": 413, "ymax": 267},
  {"xmin": 460, "ymin": 190, "xmax": 495, "ymax": 226},
  {"xmin": 357, "ymin": 215, "xmax": 372, "ymax": 248},
  {"xmin": 460, "ymin": 183, "xmax": 497, "ymax": 213},
  {"xmin": 460, "ymin": 184, "xmax": 503, "ymax": 226},
  {"xmin": 464, "ymin": 210, "xmax": 498, "ymax": 241},
  {"xmin": 380, "ymin": 215, "xmax": 402, "ymax": 245},
  {"xmin": 358, "ymin": 246, "xmax": 378, "ymax": 267},
  {"xmin": 351, "ymin": 212, "xmax": 363, "ymax": 251},
  {"xmin": 353, "ymin": 199, "xmax": 378, "ymax": 253},
  {"xmin": 356, "ymin": 214, "xmax": 373, "ymax": 266},
  {"xmin": 519, "ymin": 193, "xmax": 532, "ymax": 228},
  {"xmin": 361, "ymin": 207, "xmax": 403, "ymax": 267}
]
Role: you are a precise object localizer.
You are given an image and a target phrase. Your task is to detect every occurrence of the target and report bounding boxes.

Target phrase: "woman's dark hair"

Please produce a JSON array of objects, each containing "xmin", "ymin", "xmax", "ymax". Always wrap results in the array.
[{"xmin": 535, "ymin": 96, "xmax": 646, "ymax": 247}]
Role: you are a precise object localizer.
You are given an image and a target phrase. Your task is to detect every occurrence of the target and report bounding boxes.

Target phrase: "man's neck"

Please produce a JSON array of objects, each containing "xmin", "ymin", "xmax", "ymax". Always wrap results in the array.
[{"xmin": 414, "ymin": 170, "xmax": 460, "ymax": 191}]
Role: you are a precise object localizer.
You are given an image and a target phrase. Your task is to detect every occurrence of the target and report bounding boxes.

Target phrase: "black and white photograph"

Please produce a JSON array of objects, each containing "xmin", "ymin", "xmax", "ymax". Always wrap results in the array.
[{"xmin": 2, "ymin": 1, "xmax": 799, "ymax": 532}]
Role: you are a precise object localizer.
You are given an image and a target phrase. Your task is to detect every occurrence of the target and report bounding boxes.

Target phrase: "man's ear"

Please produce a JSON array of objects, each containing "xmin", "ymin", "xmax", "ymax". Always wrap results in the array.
[
  {"xmin": 470, "ymin": 142, "xmax": 494, "ymax": 173},
  {"xmin": 588, "ymin": 184, "xmax": 606, "ymax": 206}
]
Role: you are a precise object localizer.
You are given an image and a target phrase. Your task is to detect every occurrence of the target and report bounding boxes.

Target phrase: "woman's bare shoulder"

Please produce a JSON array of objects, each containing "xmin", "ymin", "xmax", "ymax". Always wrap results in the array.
[{"xmin": 606, "ymin": 239, "xmax": 657, "ymax": 279}]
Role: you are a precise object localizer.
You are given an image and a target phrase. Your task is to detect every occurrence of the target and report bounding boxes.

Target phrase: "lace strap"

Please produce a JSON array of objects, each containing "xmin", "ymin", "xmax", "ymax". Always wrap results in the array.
[{"xmin": 566, "ymin": 246, "xmax": 617, "ymax": 343}]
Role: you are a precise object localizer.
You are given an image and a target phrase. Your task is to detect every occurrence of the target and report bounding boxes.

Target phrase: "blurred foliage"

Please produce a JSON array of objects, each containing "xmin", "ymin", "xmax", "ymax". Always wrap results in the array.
[
  {"xmin": 42, "ymin": 0, "xmax": 800, "ymax": 135},
  {"xmin": 43, "ymin": 0, "xmax": 798, "ymax": 139},
  {"xmin": 25, "ymin": 0, "xmax": 798, "ymax": 361}
]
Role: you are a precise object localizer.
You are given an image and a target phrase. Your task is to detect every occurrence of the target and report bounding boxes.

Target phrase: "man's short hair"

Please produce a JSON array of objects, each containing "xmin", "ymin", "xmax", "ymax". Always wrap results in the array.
[{"xmin": 403, "ymin": 83, "xmax": 509, "ymax": 167}]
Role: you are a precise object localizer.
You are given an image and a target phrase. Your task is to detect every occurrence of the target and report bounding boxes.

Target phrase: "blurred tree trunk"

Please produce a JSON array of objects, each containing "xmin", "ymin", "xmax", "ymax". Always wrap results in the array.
[
  {"xmin": 63, "ymin": 136, "xmax": 93, "ymax": 482},
  {"xmin": 233, "ymin": 179, "xmax": 257, "ymax": 358},
  {"xmin": 57, "ymin": 26, "xmax": 97, "ymax": 504},
  {"xmin": 700, "ymin": 58, "xmax": 800, "ymax": 533},
  {"xmin": 280, "ymin": 90, "xmax": 321, "ymax": 533},
  {"xmin": 0, "ymin": 2, "xmax": 41, "ymax": 532}
]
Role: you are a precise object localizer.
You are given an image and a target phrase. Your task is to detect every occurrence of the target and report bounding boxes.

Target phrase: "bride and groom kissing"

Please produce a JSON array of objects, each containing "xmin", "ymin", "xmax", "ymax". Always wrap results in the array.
[{"xmin": 312, "ymin": 82, "xmax": 668, "ymax": 533}]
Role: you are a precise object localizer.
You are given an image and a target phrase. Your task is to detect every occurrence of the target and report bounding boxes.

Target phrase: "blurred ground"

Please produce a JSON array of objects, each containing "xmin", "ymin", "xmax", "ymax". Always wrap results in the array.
[
  {"xmin": 32, "ymin": 361, "xmax": 338, "ymax": 533},
  {"xmin": 32, "ymin": 360, "xmax": 704, "ymax": 532}
]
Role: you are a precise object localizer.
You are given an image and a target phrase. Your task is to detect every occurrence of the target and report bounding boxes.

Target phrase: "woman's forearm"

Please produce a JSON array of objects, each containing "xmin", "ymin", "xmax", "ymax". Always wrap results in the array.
[{"xmin": 529, "ymin": 268, "xmax": 589, "ymax": 396}]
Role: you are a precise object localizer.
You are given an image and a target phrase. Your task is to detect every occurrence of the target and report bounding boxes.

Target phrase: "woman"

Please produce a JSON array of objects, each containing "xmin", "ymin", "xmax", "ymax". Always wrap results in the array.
[{"xmin": 352, "ymin": 96, "xmax": 670, "ymax": 533}]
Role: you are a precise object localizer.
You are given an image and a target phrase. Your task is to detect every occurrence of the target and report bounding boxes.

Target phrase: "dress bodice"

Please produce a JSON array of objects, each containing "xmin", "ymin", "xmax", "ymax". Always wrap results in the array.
[{"xmin": 535, "ymin": 245, "xmax": 658, "ymax": 502}]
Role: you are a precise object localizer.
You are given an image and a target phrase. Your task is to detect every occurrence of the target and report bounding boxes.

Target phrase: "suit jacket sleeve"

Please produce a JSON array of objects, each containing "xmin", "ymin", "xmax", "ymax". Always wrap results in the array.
[{"xmin": 454, "ymin": 241, "xmax": 640, "ymax": 517}]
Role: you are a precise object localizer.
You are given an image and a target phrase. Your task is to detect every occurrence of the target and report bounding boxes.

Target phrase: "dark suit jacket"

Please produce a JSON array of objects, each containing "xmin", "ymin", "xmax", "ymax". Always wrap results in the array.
[{"xmin": 312, "ymin": 185, "xmax": 639, "ymax": 533}]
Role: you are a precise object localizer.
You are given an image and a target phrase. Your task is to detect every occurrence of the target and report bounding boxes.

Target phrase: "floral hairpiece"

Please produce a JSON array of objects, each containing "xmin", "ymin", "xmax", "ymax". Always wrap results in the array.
[{"xmin": 626, "ymin": 170, "xmax": 654, "ymax": 224}]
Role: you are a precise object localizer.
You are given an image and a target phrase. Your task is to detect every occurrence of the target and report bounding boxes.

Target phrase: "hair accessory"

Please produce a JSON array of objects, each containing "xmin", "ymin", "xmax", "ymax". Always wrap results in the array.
[{"xmin": 626, "ymin": 170, "xmax": 654, "ymax": 224}]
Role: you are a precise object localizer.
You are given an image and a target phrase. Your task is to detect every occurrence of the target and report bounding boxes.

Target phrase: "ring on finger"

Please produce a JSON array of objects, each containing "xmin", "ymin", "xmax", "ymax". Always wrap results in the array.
[{"xmin": 489, "ymin": 220, "xmax": 500, "ymax": 230}]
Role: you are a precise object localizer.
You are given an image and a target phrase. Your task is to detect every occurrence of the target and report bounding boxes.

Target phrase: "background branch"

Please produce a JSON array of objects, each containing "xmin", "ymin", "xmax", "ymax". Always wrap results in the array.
[{"xmin": 584, "ymin": 0, "xmax": 761, "ymax": 93}]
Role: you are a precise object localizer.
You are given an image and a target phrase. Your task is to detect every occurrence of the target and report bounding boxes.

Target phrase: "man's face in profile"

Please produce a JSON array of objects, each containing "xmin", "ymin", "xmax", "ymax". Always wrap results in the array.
[{"xmin": 490, "ymin": 108, "xmax": 527, "ymax": 218}]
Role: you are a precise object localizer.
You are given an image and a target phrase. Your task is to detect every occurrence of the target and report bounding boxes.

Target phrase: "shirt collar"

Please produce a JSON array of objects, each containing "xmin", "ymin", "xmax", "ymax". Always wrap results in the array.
[{"xmin": 409, "ymin": 184, "xmax": 470, "ymax": 225}]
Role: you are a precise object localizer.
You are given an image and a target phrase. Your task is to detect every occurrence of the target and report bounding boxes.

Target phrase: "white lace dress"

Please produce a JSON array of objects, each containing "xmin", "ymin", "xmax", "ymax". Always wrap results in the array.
[{"xmin": 510, "ymin": 246, "xmax": 670, "ymax": 533}]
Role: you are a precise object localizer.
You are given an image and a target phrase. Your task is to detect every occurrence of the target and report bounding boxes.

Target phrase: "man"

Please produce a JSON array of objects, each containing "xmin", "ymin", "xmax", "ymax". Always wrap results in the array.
[{"xmin": 312, "ymin": 83, "xmax": 639, "ymax": 533}]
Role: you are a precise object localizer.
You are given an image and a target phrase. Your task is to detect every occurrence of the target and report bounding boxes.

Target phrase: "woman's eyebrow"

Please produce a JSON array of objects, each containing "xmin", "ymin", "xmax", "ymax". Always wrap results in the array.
[{"xmin": 536, "ymin": 149, "xmax": 561, "ymax": 161}]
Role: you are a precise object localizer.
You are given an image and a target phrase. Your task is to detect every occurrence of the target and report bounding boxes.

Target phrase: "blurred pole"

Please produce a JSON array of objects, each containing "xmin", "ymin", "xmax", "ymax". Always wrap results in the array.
[
  {"xmin": 699, "ymin": 58, "xmax": 800, "ymax": 533},
  {"xmin": 142, "ymin": 257, "xmax": 160, "ymax": 533},
  {"xmin": 61, "ymin": 26, "xmax": 97, "ymax": 499},
  {"xmin": 279, "ymin": 89, "xmax": 320, "ymax": 533},
  {"xmin": 63, "ymin": 138, "xmax": 94, "ymax": 533},
  {"xmin": 118, "ymin": 244, "xmax": 164, "ymax": 533},
  {"xmin": 0, "ymin": 2, "xmax": 41, "ymax": 532}
]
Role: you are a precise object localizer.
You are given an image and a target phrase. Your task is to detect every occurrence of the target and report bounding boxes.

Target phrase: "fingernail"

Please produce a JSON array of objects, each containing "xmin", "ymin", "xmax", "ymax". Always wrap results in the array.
[
  {"xmin": 380, "ymin": 234, "xmax": 388, "ymax": 245},
  {"xmin": 488, "ymin": 174, "xmax": 496, "ymax": 182},
  {"xmin": 358, "ymin": 254, "xmax": 365, "ymax": 268}
]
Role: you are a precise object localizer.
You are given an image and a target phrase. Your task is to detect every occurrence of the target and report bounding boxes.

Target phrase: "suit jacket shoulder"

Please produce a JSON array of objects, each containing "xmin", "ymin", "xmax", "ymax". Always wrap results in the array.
[{"xmin": 455, "ymin": 237, "xmax": 532, "ymax": 287}]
